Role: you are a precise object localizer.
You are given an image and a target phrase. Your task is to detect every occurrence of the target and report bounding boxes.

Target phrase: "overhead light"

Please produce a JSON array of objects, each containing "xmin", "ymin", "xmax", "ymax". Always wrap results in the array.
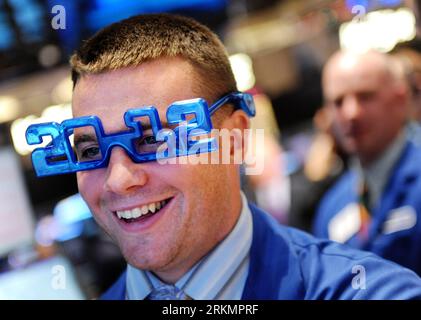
[
  {"xmin": 0, "ymin": 96, "xmax": 21, "ymax": 123},
  {"xmin": 11, "ymin": 103, "xmax": 72, "ymax": 156},
  {"xmin": 38, "ymin": 44, "xmax": 61, "ymax": 68},
  {"xmin": 41, "ymin": 103, "xmax": 73, "ymax": 119},
  {"xmin": 11, "ymin": 116, "xmax": 39, "ymax": 156},
  {"xmin": 229, "ymin": 53, "xmax": 256, "ymax": 91},
  {"xmin": 51, "ymin": 76, "xmax": 73, "ymax": 104},
  {"xmin": 339, "ymin": 7, "xmax": 416, "ymax": 53}
]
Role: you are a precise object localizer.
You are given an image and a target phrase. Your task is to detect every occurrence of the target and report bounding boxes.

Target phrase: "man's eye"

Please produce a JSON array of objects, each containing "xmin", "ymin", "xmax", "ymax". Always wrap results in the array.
[
  {"xmin": 142, "ymin": 135, "xmax": 158, "ymax": 145},
  {"xmin": 333, "ymin": 98, "xmax": 343, "ymax": 108},
  {"xmin": 135, "ymin": 134, "xmax": 165, "ymax": 154},
  {"xmin": 78, "ymin": 146, "xmax": 101, "ymax": 161},
  {"xmin": 358, "ymin": 91, "xmax": 376, "ymax": 102}
]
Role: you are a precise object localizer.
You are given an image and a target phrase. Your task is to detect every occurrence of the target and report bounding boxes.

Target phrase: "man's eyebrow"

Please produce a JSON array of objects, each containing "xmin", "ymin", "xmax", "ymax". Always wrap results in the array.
[
  {"xmin": 140, "ymin": 120, "xmax": 170, "ymax": 131},
  {"xmin": 73, "ymin": 134, "xmax": 98, "ymax": 147}
]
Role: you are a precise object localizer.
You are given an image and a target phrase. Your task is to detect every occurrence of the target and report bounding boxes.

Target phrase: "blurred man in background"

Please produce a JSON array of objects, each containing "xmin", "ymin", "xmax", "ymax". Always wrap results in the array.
[
  {"xmin": 392, "ymin": 47, "xmax": 421, "ymax": 123},
  {"xmin": 65, "ymin": 14, "xmax": 421, "ymax": 299},
  {"xmin": 314, "ymin": 50, "xmax": 421, "ymax": 276},
  {"xmin": 392, "ymin": 46, "xmax": 421, "ymax": 146}
]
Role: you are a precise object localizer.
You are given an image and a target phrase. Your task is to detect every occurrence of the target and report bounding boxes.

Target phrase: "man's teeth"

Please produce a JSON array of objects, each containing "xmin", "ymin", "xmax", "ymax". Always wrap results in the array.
[{"xmin": 116, "ymin": 200, "xmax": 167, "ymax": 219}]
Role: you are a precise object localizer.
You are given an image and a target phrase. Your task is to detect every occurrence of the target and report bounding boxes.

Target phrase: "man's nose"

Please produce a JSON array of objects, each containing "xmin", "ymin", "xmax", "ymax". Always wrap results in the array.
[
  {"xmin": 341, "ymin": 96, "xmax": 361, "ymax": 120},
  {"xmin": 104, "ymin": 147, "xmax": 148, "ymax": 194}
]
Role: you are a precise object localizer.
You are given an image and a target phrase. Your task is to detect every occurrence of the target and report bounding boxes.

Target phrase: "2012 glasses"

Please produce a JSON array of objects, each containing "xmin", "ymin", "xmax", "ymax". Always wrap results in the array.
[{"xmin": 26, "ymin": 92, "xmax": 256, "ymax": 177}]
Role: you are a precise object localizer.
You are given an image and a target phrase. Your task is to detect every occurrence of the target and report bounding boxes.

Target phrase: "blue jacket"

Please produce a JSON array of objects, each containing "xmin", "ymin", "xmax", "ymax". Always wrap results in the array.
[
  {"xmin": 314, "ymin": 141, "xmax": 421, "ymax": 276},
  {"xmin": 102, "ymin": 203, "xmax": 421, "ymax": 299}
]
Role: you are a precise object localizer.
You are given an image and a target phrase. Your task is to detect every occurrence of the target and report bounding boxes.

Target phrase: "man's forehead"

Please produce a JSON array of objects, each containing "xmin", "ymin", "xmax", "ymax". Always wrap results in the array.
[
  {"xmin": 324, "ymin": 61, "xmax": 390, "ymax": 99},
  {"xmin": 325, "ymin": 52, "xmax": 391, "ymax": 80},
  {"xmin": 72, "ymin": 74, "xmax": 205, "ymax": 130},
  {"xmin": 73, "ymin": 83, "xmax": 178, "ymax": 117},
  {"xmin": 73, "ymin": 58, "xmax": 199, "ymax": 108}
]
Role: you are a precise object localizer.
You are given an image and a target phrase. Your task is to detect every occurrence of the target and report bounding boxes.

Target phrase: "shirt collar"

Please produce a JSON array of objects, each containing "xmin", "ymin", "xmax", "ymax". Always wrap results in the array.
[
  {"xmin": 125, "ymin": 191, "xmax": 253, "ymax": 300},
  {"xmin": 355, "ymin": 131, "xmax": 407, "ymax": 208}
]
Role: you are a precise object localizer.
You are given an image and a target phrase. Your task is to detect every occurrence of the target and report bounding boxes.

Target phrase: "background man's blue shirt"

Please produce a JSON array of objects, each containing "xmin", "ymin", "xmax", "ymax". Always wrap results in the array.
[{"xmin": 314, "ymin": 141, "xmax": 421, "ymax": 277}]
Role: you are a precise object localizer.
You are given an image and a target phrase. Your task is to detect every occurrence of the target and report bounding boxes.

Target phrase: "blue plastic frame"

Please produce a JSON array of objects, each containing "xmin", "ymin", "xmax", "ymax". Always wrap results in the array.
[{"xmin": 26, "ymin": 92, "xmax": 255, "ymax": 177}]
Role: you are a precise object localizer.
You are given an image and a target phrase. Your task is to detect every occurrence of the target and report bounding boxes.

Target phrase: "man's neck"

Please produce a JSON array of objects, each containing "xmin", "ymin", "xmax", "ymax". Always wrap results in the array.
[
  {"xmin": 359, "ymin": 131, "xmax": 405, "ymax": 168},
  {"xmin": 356, "ymin": 131, "xmax": 407, "ymax": 208}
]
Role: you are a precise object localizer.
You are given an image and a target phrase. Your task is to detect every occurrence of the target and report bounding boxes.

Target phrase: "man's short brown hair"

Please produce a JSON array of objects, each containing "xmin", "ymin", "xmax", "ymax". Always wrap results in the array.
[{"xmin": 70, "ymin": 13, "xmax": 237, "ymax": 102}]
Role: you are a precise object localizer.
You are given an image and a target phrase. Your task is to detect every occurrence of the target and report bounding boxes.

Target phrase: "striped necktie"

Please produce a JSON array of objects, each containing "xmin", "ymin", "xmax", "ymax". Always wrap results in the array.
[
  {"xmin": 357, "ymin": 179, "xmax": 371, "ymax": 241},
  {"xmin": 146, "ymin": 284, "xmax": 191, "ymax": 300}
]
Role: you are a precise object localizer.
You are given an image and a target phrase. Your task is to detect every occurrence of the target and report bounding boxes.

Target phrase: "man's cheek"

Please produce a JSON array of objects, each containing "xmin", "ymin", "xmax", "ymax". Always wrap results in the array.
[
  {"xmin": 77, "ymin": 173, "xmax": 100, "ymax": 204},
  {"xmin": 160, "ymin": 163, "xmax": 196, "ymax": 181},
  {"xmin": 76, "ymin": 171, "xmax": 87, "ymax": 189}
]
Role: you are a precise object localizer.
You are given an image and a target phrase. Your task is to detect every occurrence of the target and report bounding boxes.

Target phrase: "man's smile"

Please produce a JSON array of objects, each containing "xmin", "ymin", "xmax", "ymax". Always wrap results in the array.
[
  {"xmin": 109, "ymin": 196, "xmax": 176, "ymax": 233},
  {"xmin": 114, "ymin": 197, "xmax": 172, "ymax": 222}
]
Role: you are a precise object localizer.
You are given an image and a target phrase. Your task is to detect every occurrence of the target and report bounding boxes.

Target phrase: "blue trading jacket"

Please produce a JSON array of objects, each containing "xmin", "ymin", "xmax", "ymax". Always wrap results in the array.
[
  {"xmin": 314, "ymin": 141, "xmax": 421, "ymax": 277},
  {"xmin": 101, "ymin": 203, "xmax": 421, "ymax": 300}
]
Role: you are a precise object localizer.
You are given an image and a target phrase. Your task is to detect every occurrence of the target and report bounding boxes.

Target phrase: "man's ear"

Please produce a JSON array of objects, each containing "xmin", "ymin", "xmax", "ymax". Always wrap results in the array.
[
  {"xmin": 221, "ymin": 109, "xmax": 250, "ymax": 131},
  {"xmin": 393, "ymin": 83, "xmax": 411, "ymax": 118},
  {"xmin": 219, "ymin": 110, "xmax": 250, "ymax": 158}
]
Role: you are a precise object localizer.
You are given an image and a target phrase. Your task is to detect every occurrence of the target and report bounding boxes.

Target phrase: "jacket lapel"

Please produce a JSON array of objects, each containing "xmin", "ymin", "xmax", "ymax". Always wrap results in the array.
[{"xmin": 242, "ymin": 203, "xmax": 305, "ymax": 299}]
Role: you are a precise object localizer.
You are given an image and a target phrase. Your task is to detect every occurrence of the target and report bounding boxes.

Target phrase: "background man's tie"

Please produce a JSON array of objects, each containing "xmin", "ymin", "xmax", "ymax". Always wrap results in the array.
[{"xmin": 358, "ymin": 179, "xmax": 371, "ymax": 241}]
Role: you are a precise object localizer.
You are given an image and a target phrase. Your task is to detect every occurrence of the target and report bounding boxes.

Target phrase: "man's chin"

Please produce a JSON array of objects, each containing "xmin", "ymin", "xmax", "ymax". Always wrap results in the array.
[
  {"xmin": 121, "ymin": 243, "xmax": 172, "ymax": 270},
  {"xmin": 124, "ymin": 253, "xmax": 165, "ymax": 271}
]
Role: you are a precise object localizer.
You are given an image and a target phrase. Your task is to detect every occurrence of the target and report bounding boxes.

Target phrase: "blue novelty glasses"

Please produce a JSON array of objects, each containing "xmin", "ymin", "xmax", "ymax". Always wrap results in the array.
[{"xmin": 26, "ymin": 92, "xmax": 256, "ymax": 177}]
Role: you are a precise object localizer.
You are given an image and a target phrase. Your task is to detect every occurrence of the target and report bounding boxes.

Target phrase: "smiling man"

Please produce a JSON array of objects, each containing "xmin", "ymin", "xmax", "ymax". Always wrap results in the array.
[
  {"xmin": 314, "ymin": 50, "xmax": 421, "ymax": 277},
  {"xmin": 34, "ymin": 14, "xmax": 421, "ymax": 299},
  {"xmin": 72, "ymin": 56, "xmax": 245, "ymax": 285}
]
